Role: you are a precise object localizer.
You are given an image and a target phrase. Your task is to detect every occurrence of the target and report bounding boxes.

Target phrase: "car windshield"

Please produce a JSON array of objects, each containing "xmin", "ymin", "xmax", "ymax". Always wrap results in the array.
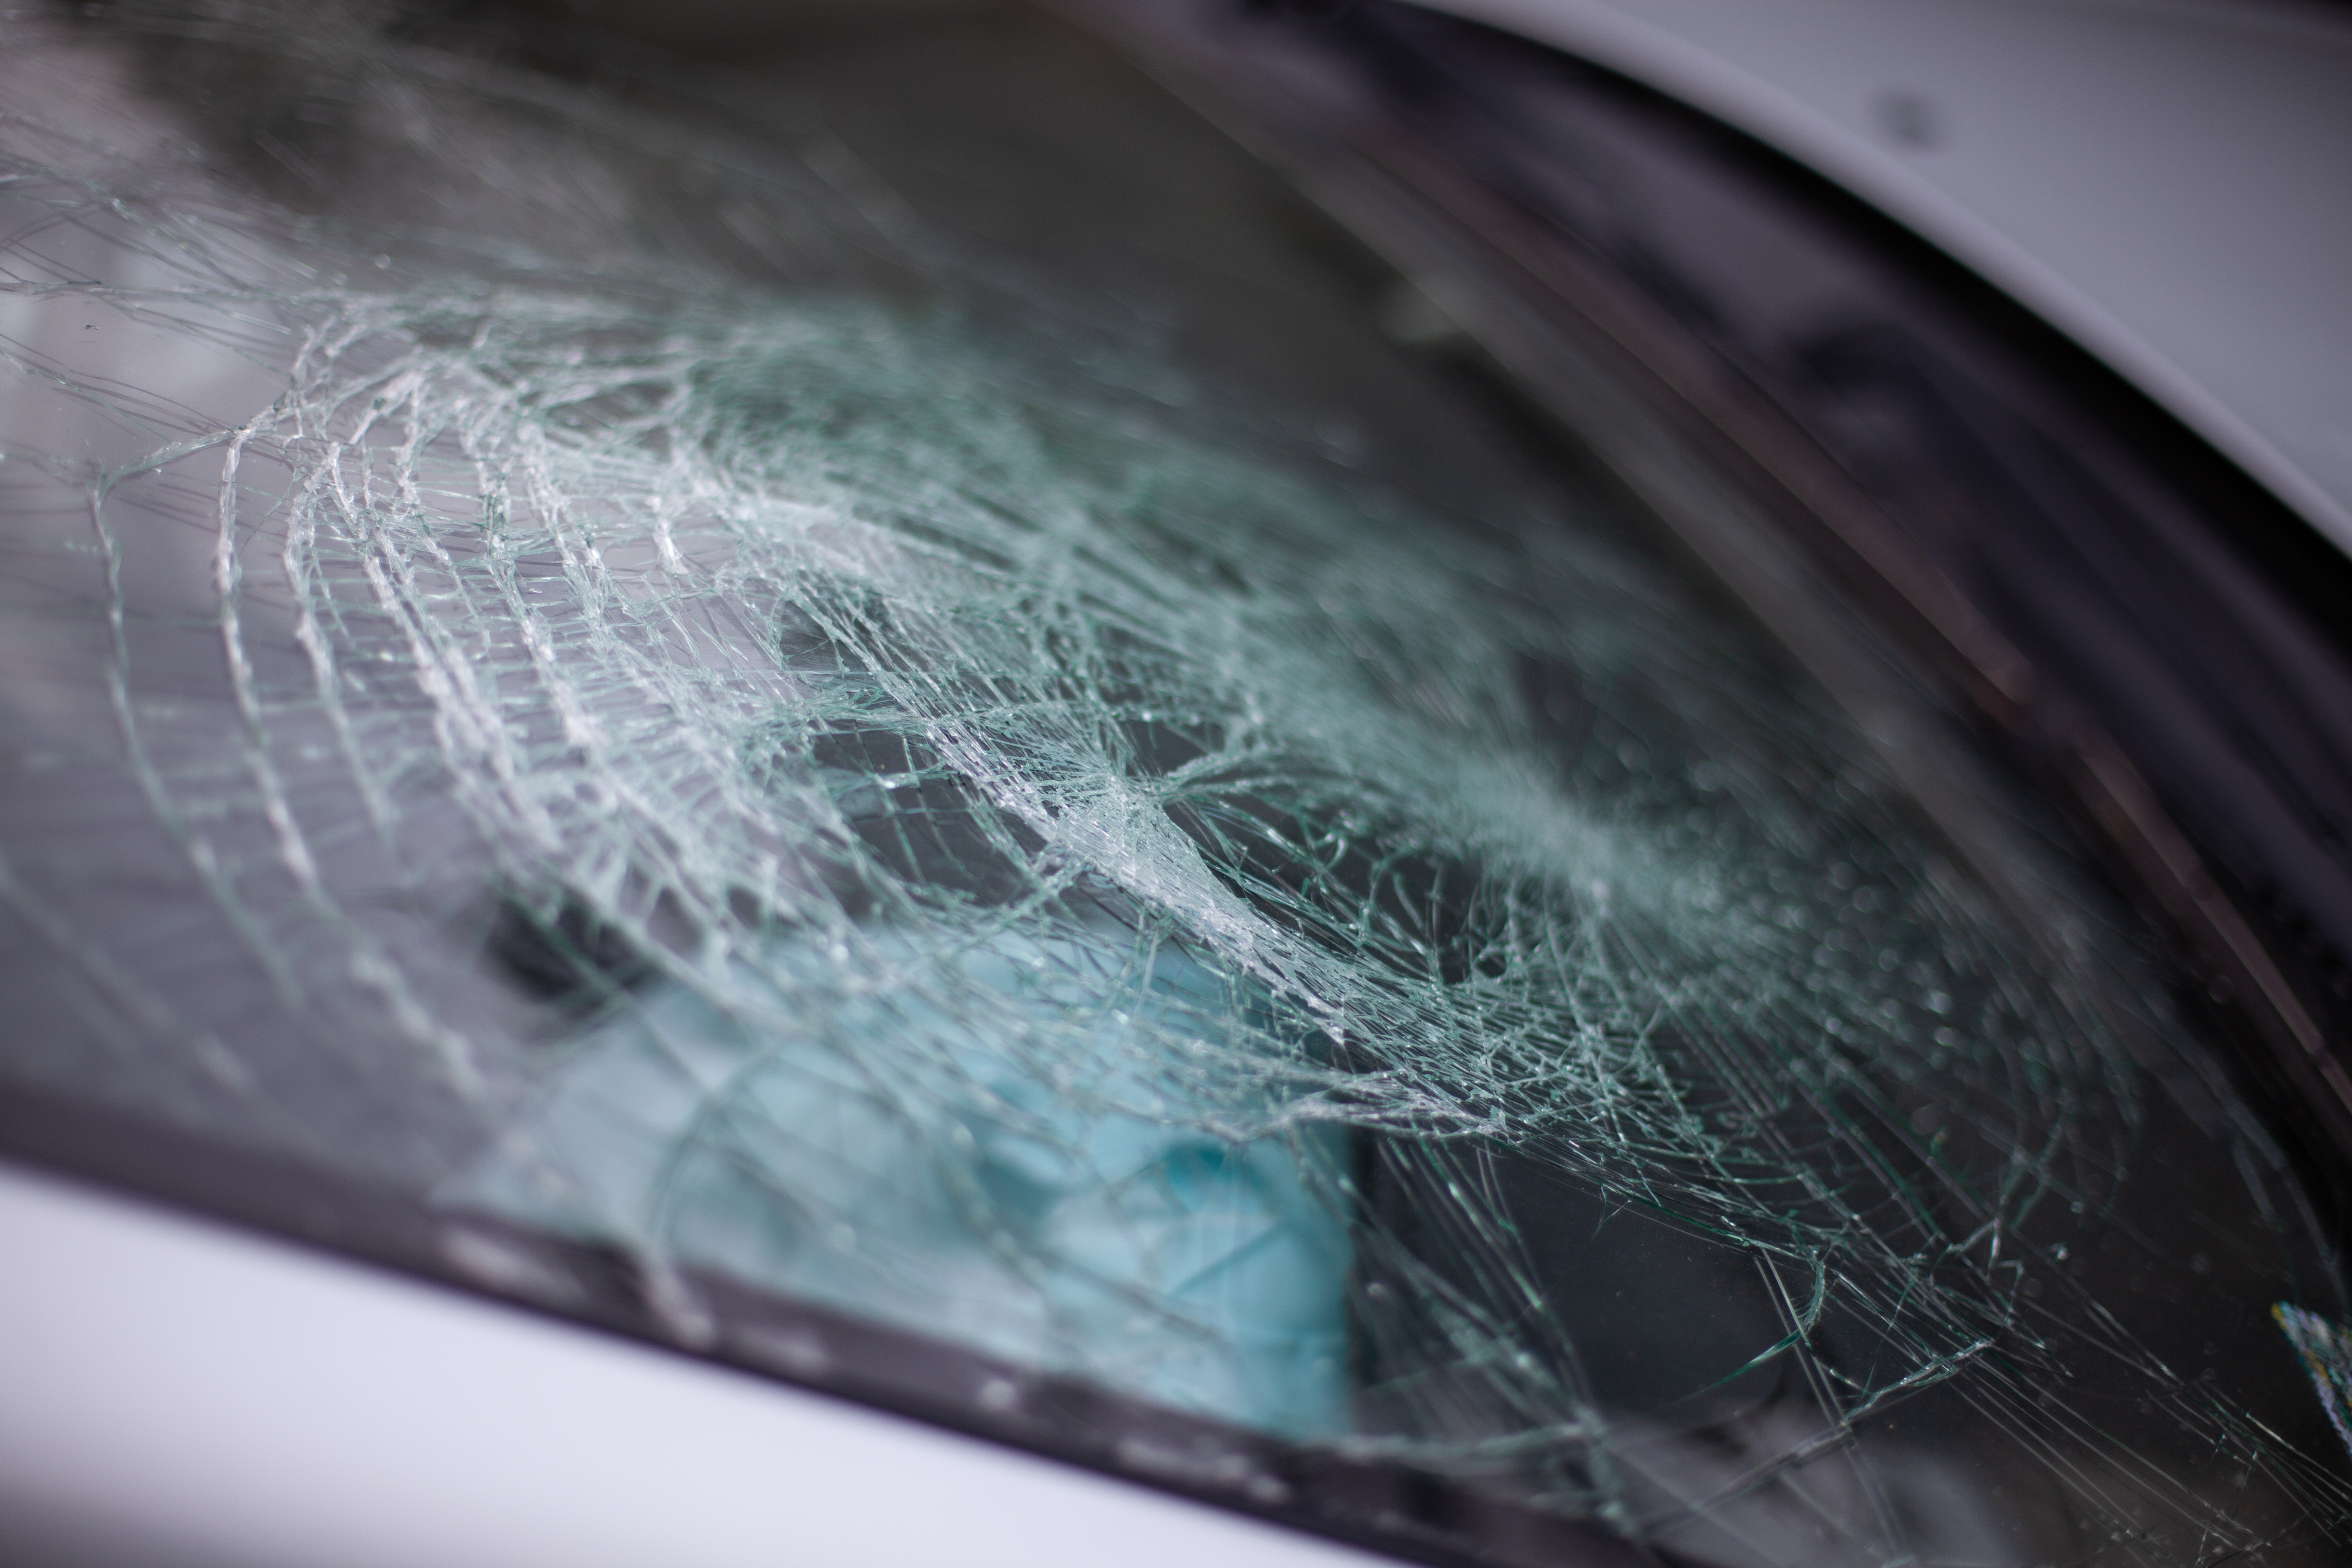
[{"xmin": 2, "ymin": 3, "xmax": 2348, "ymax": 1564}]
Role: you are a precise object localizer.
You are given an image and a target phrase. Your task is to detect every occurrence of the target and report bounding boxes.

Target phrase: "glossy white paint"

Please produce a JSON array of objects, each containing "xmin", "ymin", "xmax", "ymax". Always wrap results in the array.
[
  {"xmin": 1420, "ymin": 0, "xmax": 2352, "ymax": 551},
  {"xmin": 0, "ymin": 1161, "xmax": 1385, "ymax": 1568}
]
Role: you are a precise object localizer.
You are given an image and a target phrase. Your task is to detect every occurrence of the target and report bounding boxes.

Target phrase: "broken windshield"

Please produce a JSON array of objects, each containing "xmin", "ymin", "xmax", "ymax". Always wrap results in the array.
[{"xmin": 2, "ymin": 3, "xmax": 2348, "ymax": 1564}]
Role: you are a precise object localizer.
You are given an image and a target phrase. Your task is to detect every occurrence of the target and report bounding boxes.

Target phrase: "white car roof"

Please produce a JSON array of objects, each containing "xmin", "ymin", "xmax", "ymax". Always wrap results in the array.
[{"xmin": 1414, "ymin": 0, "xmax": 2352, "ymax": 554}]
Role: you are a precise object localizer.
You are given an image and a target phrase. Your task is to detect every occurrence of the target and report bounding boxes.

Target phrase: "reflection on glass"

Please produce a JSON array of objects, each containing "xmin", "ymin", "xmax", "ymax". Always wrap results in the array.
[{"xmin": 0, "ymin": 4, "xmax": 2346, "ymax": 1564}]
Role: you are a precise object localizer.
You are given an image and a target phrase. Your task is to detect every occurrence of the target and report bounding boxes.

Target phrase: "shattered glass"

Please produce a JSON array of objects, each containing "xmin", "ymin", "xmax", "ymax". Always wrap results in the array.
[{"xmin": 3, "ymin": 3, "xmax": 2349, "ymax": 1563}]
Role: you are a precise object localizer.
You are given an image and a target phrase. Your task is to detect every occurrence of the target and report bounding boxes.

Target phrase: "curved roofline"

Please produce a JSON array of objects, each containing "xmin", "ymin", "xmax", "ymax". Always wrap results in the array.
[{"xmin": 1412, "ymin": 0, "xmax": 2352, "ymax": 555}]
